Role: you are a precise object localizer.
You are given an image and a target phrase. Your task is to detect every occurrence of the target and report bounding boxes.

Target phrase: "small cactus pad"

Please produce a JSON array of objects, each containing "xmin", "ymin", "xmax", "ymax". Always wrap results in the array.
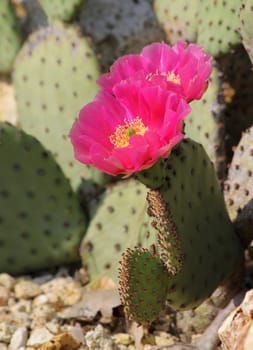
[
  {"xmin": 153, "ymin": 0, "xmax": 198, "ymax": 43},
  {"xmin": 224, "ymin": 126, "xmax": 253, "ymax": 221},
  {"xmin": 136, "ymin": 139, "xmax": 243, "ymax": 311},
  {"xmin": 0, "ymin": 122, "xmax": 86, "ymax": 275},
  {"xmin": 80, "ymin": 179, "xmax": 157, "ymax": 282},
  {"xmin": 184, "ymin": 64, "xmax": 226, "ymax": 180},
  {"xmin": 13, "ymin": 22, "xmax": 100, "ymax": 189},
  {"xmin": 119, "ymin": 247, "xmax": 169, "ymax": 324},
  {"xmin": 39, "ymin": 0, "xmax": 83, "ymax": 21},
  {"xmin": 240, "ymin": 0, "xmax": 253, "ymax": 64},
  {"xmin": 197, "ymin": 0, "xmax": 243, "ymax": 56},
  {"xmin": 0, "ymin": 1, "xmax": 23, "ymax": 73}
]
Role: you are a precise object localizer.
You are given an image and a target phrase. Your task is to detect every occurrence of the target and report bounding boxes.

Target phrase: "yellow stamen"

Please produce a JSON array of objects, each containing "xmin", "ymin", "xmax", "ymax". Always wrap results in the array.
[
  {"xmin": 146, "ymin": 70, "xmax": 181, "ymax": 85},
  {"xmin": 110, "ymin": 117, "xmax": 148, "ymax": 148}
]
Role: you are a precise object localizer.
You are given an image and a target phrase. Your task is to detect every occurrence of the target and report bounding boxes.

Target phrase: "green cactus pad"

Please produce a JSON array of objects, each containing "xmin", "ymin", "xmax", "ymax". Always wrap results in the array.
[
  {"xmin": 136, "ymin": 139, "xmax": 243, "ymax": 312},
  {"xmin": 119, "ymin": 247, "xmax": 169, "ymax": 325},
  {"xmin": 224, "ymin": 126, "xmax": 253, "ymax": 221},
  {"xmin": 0, "ymin": 1, "xmax": 23, "ymax": 73},
  {"xmin": 0, "ymin": 122, "xmax": 86, "ymax": 275},
  {"xmin": 240, "ymin": 0, "xmax": 253, "ymax": 64},
  {"xmin": 153, "ymin": 0, "xmax": 198, "ymax": 44},
  {"xmin": 197, "ymin": 0, "xmax": 243, "ymax": 56},
  {"xmin": 13, "ymin": 22, "xmax": 100, "ymax": 190},
  {"xmin": 185, "ymin": 64, "xmax": 226, "ymax": 180},
  {"xmin": 39, "ymin": 0, "xmax": 83, "ymax": 21},
  {"xmin": 80, "ymin": 179, "xmax": 157, "ymax": 282}
]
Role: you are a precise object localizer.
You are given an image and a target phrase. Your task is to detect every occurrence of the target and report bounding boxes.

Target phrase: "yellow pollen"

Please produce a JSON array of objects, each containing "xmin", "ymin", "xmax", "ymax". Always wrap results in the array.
[
  {"xmin": 146, "ymin": 70, "xmax": 181, "ymax": 85},
  {"xmin": 110, "ymin": 117, "xmax": 148, "ymax": 148}
]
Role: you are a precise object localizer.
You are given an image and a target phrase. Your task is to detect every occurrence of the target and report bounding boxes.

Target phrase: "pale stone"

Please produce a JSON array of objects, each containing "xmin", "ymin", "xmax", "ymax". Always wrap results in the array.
[
  {"xmin": 219, "ymin": 289, "xmax": 253, "ymax": 350},
  {"xmin": 9, "ymin": 327, "xmax": 28, "ymax": 350},
  {"xmin": 0, "ymin": 322, "xmax": 17, "ymax": 343},
  {"xmin": 0, "ymin": 274, "xmax": 15, "ymax": 290},
  {"xmin": 10, "ymin": 300, "xmax": 32, "ymax": 314},
  {"xmin": 14, "ymin": 280, "xmax": 41, "ymax": 299},
  {"xmin": 30, "ymin": 304, "xmax": 56, "ymax": 329},
  {"xmin": 0, "ymin": 286, "xmax": 9, "ymax": 307},
  {"xmin": 0, "ymin": 343, "xmax": 7, "ymax": 350},
  {"xmin": 64, "ymin": 324, "xmax": 84, "ymax": 344},
  {"xmin": 27, "ymin": 327, "xmax": 53, "ymax": 346},
  {"xmin": 112, "ymin": 333, "xmax": 133, "ymax": 345},
  {"xmin": 41, "ymin": 277, "xmax": 82, "ymax": 307},
  {"xmin": 85, "ymin": 325, "xmax": 119, "ymax": 350},
  {"xmin": 32, "ymin": 294, "xmax": 49, "ymax": 307},
  {"xmin": 45, "ymin": 320, "xmax": 61, "ymax": 335}
]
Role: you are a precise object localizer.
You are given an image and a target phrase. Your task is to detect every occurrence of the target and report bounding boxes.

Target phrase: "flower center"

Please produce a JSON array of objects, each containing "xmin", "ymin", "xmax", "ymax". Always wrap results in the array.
[
  {"xmin": 110, "ymin": 117, "xmax": 148, "ymax": 148},
  {"xmin": 146, "ymin": 70, "xmax": 181, "ymax": 85}
]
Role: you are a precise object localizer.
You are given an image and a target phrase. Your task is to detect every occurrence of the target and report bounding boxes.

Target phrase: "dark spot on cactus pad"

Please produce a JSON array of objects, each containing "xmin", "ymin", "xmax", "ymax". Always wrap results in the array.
[
  {"xmin": 54, "ymin": 177, "xmax": 62, "ymax": 185},
  {"xmin": 54, "ymin": 82, "xmax": 59, "ymax": 89},
  {"xmin": 56, "ymin": 59, "xmax": 62, "ymax": 65},
  {"xmin": 7, "ymin": 257, "xmax": 15, "ymax": 265},
  {"xmin": 0, "ymin": 190, "xmax": 9, "ymax": 198},
  {"xmin": 107, "ymin": 206, "xmax": 115, "ymax": 213},
  {"xmin": 83, "ymin": 241, "xmax": 93, "ymax": 251},
  {"xmin": 72, "ymin": 66, "xmax": 77, "ymax": 72},
  {"xmin": 41, "ymin": 104, "xmax": 47, "ymax": 110},
  {"xmin": 37, "ymin": 168, "xmax": 46, "ymax": 176},
  {"xmin": 20, "ymin": 232, "xmax": 30, "ymax": 239},
  {"xmin": 104, "ymin": 263, "xmax": 111, "ymax": 269},
  {"xmin": 73, "ymin": 91, "xmax": 78, "ymax": 98},
  {"xmin": 95, "ymin": 222, "xmax": 102, "ymax": 230},
  {"xmin": 43, "ymin": 229, "xmax": 51, "ymax": 236},
  {"xmin": 228, "ymin": 198, "xmax": 234, "ymax": 206},
  {"xmin": 188, "ymin": 201, "xmax": 192, "ymax": 209},
  {"xmin": 131, "ymin": 207, "xmax": 136, "ymax": 215},
  {"xmin": 114, "ymin": 243, "xmax": 121, "ymax": 252},
  {"xmin": 245, "ymin": 189, "xmax": 249, "ymax": 196},
  {"xmin": 181, "ymin": 216, "xmax": 184, "ymax": 223},
  {"xmin": 63, "ymin": 221, "xmax": 70, "ymax": 228},
  {"xmin": 44, "ymin": 214, "xmax": 52, "ymax": 222},
  {"xmin": 22, "ymin": 75, "xmax": 28, "ymax": 82},
  {"xmin": 18, "ymin": 211, "xmax": 28, "ymax": 219},
  {"xmin": 40, "ymin": 57, "xmax": 46, "ymax": 63},
  {"xmin": 30, "ymin": 248, "xmax": 38, "ymax": 255},
  {"xmin": 0, "ymin": 239, "xmax": 5, "ymax": 247},
  {"xmin": 180, "ymin": 303, "xmax": 186, "ymax": 309},
  {"xmin": 52, "ymin": 243, "xmax": 59, "ymax": 250},
  {"xmin": 13, "ymin": 163, "xmax": 21, "ymax": 171},
  {"xmin": 190, "ymin": 168, "xmax": 195, "ymax": 176}
]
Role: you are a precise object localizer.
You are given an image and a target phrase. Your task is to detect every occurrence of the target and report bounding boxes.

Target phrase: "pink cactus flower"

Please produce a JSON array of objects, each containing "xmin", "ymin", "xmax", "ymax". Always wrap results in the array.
[
  {"xmin": 69, "ymin": 82, "xmax": 191, "ymax": 176},
  {"xmin": 97, "ymin": 41, "xmax": 212, "ymax": 102}
]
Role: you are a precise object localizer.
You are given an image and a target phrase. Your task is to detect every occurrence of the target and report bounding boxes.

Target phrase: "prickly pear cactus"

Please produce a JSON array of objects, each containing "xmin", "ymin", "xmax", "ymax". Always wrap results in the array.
[
  {"xmin": 80, "ymin": 179, "xmax": 157, "ymax": 282},
  {"xmin": 197, "ymin": 0, "xmax": 243, "ymax": 57},
  {"xmin": 119, "ymin": 139, "xmax": 243, "ymax": 324},
  {"xmin": 0, "ymin": 1, "xmax": 23, "ymax": 73},
  {"xmin": 0, "ymin": 122, "xmax": 86, "ymax": 275},
  {"xmin": 39, "ymin": 0, "xmax": 83, "ymax": 21},
  {"xmin": 240, "ymin": 0, "xmax": 253, "ymax": 64},
  {"xmin": 13, "ymin": 22, "xmax": 100, "ymax": 190},
  {"xmin": 153, "ymin": 0, "xmax": 199, "ymax": 44},
  {"xmin": 224, "ymin": 126, "xmax": 253, "ymax": 221},
  {"xmin": 119, "ymin": 248, "xmax": 169, "ymax": 324},
  {"xmin": 185, "ymin": 64, "xmax": 226, "ymax": 180}
]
